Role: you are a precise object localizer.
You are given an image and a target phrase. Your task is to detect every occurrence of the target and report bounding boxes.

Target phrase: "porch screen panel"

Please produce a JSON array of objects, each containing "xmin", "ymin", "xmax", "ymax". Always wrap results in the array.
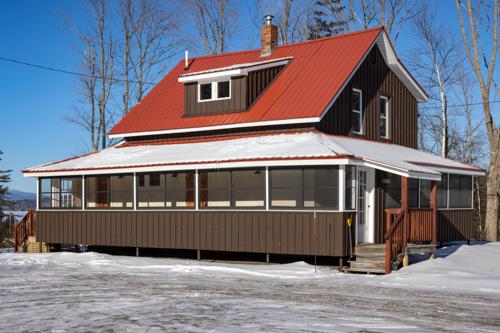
[
  {"xmin": 270, "ymin": 169, "xmax": 303, "ymax": 208},
  {"xmin": 419, "ymin": 180, "xmax": 431, "ymax": 208},
  {"xmin": 270, "ymin": 167, "xmax": 339, "ymax": 209},
  {"xmin": 138, "ymin": 174, "xmax": 166, "ymax": 208},
  {"xmin": 199, "ymin": 169, "xmax": 264, "ymax": 208},
  {"xmin": 86, "ymin": 175, "xmax": 133, "ymax": 209},
  {"xmin": 384, "ymin": 173, "xmax": 401, "ymax": 209},
  {"xmin": 345, "ymin": 166, "xmax": 356, "ymax": 210},
  {"xmin": 449, "ymin": 174, "xmax": 472, "ymax": 208},
  {"xmin": 232, "ymin": 170, "xmax": 265, "ymax": 207},
  {"xmin": 40, "ymin": 177, "xmax": 82, "ymax": 209},
  {"xmin": 437, "ymin": 173, "xmax": 448, "ymax": 208},
  {"xmin": 166, "ymin": 172, "xmax": 195, "ymax": 208},
  {"xmin": 304, "ymin": 168, "xmax": 339, "ymax": 209},
  {"xmin": 200, "ymin": 171, "xmax": 231, "ymax": 207},
  {"xmin": 408, "ymin": 178, "xmax": 419, "ymax": 208}
]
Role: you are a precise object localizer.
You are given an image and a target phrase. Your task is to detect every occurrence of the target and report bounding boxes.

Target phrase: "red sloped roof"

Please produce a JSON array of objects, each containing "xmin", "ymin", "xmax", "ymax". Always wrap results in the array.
[{"xmin": 109, "ymin": 27, "xmax": 383, "ymax": 137}]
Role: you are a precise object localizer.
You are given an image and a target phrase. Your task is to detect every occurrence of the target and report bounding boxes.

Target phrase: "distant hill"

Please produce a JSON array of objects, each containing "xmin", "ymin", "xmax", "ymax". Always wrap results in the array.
[
  {"xmin": 3, "ymin": 190, "xmax": 36, "ymax": 213},
  {"xmin": 7, "ymin": 190, "xmax": 36, "ymax": 201}
]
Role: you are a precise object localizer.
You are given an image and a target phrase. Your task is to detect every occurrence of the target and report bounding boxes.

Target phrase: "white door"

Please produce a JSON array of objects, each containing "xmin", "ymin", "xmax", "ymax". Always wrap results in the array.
[{"xmin": 356, "ymin": 167, "xmax": 374, "ymax": 244}]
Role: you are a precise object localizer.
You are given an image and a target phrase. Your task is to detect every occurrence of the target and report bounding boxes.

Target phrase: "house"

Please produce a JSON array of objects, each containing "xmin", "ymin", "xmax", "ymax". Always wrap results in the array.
[{"xmin": 22, "ymin": 18, "xmax": 485, "ymax": 273}]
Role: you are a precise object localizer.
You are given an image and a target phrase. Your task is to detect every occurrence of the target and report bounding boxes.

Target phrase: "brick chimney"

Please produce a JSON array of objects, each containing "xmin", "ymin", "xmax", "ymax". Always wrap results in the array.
[{"xmin": 261, "ymin": 15, "xmax": 278, "ymax": 57}]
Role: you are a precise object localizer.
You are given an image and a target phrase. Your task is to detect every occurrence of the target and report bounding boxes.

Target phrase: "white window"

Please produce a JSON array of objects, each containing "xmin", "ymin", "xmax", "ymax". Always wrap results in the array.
[
  {"xmin": 198, "ymin": 80, "xmax": 231, "ymax": 102},
  {"xmin": 352, "ymin": 88, "xmax": 363, "ymax": 134},
  {"xmin": 380, "ymin": 96, "xmax": 389, "ymax": 139}
]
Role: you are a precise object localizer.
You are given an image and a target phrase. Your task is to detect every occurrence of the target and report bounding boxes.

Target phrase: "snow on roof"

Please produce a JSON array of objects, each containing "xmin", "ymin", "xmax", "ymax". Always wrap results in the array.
[{"xmin": 24, "ymin": 132, "xmax": 484, "ymax": 179}]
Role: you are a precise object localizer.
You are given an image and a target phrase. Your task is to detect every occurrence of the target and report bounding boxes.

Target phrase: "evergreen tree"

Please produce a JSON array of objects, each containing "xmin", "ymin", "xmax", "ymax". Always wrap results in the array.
[
  {"xmin": 308, "ymin": 0, "xmax": 348, "ymax": 40},
  {"xmin": 0, "ymin": 151, "xmax": 12, "ymax": 223}
]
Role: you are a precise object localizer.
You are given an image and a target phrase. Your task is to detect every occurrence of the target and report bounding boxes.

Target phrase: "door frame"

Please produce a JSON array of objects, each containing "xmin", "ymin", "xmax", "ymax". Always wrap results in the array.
[{"xmin": 356, "ymin": 166, "xmax": 375, "ymax": 244}]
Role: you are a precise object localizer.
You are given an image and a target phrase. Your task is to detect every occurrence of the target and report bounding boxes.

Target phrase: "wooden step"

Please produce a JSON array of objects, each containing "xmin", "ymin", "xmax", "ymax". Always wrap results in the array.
[
  {"xmin": 404, "ymin": 244, "xmax": 436, "ymax": 255},
  {"xmin": 344, "ymin": 267, "xmax": 386, "ymax": 274},
  {"xmin": 354, "ymin": 244, "xmax": 386, "ymax": 255},
  {"xmin": 354, "ymin": 251, "xmax": 385, "ymax": 260},
  {"xmin": 348, "ymin": 260, "xmax": 385, "ymax": 271},
  {"xmin": 350, "ymin": 256, "xmax": 385, "ymax": 265}
]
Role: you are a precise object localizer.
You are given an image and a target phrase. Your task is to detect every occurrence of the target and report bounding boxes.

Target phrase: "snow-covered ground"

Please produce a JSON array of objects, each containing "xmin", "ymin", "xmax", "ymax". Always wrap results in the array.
[{"xmin": 1, "ymin": 243, "xmax": 499, "ymax": 332}]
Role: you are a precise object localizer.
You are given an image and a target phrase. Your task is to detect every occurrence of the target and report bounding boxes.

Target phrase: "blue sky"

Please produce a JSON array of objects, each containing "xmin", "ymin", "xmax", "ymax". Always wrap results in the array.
[{"xmin": 0, "ymin": 0, "xmax": 497, "ymax": 193}]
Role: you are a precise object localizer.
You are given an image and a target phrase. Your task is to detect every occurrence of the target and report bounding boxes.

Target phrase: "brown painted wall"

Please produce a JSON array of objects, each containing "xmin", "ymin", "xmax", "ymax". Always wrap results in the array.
[
  {"xmin": 318, "ymin": 47, "xmax": 418, "ymax": 148},
  {"xmin": 184, "ymin": 76, "xmax": 247, "ymax": 116},
  {"xmin": 247, "ymin": 65, "xmax": 284, "ymax": 106},
  {"xmin": 183, "ymin": 65, "xmax": 284, "ymax": 117},
  {"xmin": 437, "ymin": 210, "xmax": 475, "ymax": 242},
  {"xmin": 36, "ymin": 211, "xmax": 353, "ymax": 257}
]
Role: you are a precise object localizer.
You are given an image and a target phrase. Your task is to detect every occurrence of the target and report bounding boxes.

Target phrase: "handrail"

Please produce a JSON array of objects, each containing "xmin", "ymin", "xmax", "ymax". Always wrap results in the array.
[
  {"xmin": 384, "ymin": 209, "xmax": 405, "ymax": 240},
  {"xmin": 13, "ymin": 210, "xmax": 36, "ymax": 251},
  {"xmin": 385, "ymin": 207, "xmax": 436, "ymax": 273}
]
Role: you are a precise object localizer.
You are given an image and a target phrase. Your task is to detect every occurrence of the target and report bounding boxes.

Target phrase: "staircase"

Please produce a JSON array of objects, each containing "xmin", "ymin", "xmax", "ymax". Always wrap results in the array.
[
  {"xmin": 346, "ymin": 244, "xmax": 386, "ymax": 274},
  {"xmin": 14, "ymin": 210, "xmax": 50, "ymax": 253}
]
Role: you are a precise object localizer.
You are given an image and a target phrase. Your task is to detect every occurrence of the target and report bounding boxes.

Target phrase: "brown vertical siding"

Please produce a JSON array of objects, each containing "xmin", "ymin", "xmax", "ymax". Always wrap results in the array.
[
  {"xmin": 318, "ymin": 47, "xmax": 418, "ymax": 148},
  {"xmin": 184, "ymin": 76, "xmax": 247, "ymax": 116},
  {"xmin": 437, "ymin": 210, "xmax": 474, "ymax": 242},
  {"xmin": 247, "ymin": 65, "xmax": 284, "ymax": 106},
  {"xmin": 36, "ymin": 210, "xmax": 351, "ymax": 257}
]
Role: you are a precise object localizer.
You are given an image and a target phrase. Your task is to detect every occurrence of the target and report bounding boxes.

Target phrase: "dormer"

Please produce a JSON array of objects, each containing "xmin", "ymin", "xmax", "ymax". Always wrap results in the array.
[{"xmin": 178, "ymin": 57, "xmax": 290, "ymax": 116}]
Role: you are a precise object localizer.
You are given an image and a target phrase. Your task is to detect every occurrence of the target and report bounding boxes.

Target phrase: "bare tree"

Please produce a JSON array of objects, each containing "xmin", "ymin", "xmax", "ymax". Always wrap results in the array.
[
  {"xmin": 254, "ymin": 0, "xmax": 312, "ymax": 45},
  {"xmin": 120, "ymin": 0, "xmax": 179, "ymax": 113},
  {"xmin": 70, "ymin": 41, "xmax": 100, "ymax": 152},
  {"xmin": 345, "ymin": 0, "xmax": 419, "ymax": 42},
  {"xmin": 410, "ymin": 6, "xmax": 464, "ymax": 158},
  {"xmin": 456, "ymin": 0, "xmax": 499, "ymax": 241},
  {"xmin": 65, "ymin": 0, "xmax": 114, "ymax": 151},
  {"xmin": 180, "ymin": 0, "xmax": 237, "ymax": 55},
  {"xmin": 92, "ymin": 0, "xmax": 115, "ymax": 150}
]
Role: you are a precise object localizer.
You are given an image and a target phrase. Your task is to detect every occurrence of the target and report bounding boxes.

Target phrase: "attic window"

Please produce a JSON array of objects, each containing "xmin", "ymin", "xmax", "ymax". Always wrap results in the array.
[{"xmin": 198, "ymin": 80, "xmax": 231, "ymax": 102}]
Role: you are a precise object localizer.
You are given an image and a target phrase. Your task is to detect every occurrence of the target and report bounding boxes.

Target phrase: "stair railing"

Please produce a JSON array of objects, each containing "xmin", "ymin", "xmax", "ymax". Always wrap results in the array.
[
  {"xmin": 13, "ymin": 210, "xmax": 36, "ymax": 251},
  {"xmin": 384, "ymin": 208, "xmax": 406, "ymax": 273}
]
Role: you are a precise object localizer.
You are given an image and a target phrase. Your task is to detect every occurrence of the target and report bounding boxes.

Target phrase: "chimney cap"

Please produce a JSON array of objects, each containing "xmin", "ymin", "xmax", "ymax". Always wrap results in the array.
[{"xmin": 264, "ymin": 15, "xmax": 274, "ymax": 26}]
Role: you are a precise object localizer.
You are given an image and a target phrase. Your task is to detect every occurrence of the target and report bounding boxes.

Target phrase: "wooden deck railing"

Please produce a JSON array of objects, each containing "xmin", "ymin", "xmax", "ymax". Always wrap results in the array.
[
  {"xmin": 384, "ymin": 207, "xmax": 435, "ymax": 273},
  {"xmin": 13, "ymin": 210, "xmax": 36, "ymax": 251}
]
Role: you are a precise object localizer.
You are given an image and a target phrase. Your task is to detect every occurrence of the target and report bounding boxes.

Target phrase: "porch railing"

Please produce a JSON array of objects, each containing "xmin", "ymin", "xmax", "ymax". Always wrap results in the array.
[
  {"xmin": 13, "ymin": 210, "xmax": 36, "ymax": 251},
  {"xmin": 384, "ymin": 207, "xmax": 435, "ymax": 273}
]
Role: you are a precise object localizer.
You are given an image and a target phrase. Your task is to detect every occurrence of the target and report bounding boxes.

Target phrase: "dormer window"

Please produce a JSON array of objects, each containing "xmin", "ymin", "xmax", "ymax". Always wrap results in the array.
[{"xmin": 198, "ymin": 80, "xmax": 231, "ymax": 102}]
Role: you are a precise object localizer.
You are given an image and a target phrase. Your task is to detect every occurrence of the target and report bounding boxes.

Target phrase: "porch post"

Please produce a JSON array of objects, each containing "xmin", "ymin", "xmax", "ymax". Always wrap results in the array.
[
  {"xmin": 36, "ymin": 178, "xmax": 40, "ymax": 211},
  {"xmin": 430, "ymin": 180, "xmax": 437, "ymax": 245},
  {"xmin": 401, "ymin": 176, "xmax": 409, "ymax": 252},
  {"xmin": 339, "ymin": 165, "xmax": 345, "ymax": 212}
]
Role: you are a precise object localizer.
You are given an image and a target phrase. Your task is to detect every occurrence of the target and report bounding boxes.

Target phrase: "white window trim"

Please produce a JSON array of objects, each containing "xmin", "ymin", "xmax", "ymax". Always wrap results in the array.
[
  {"xmin": 352, "ymin": 88, "xmax": 363, "ymax": 134},
  {"xmin": 380, "ymin": 95, "xmax": 389, "ymax": 139},
  {"xmin": 198, "ymin": 79, "xmax": 231, "ymax": 102}
]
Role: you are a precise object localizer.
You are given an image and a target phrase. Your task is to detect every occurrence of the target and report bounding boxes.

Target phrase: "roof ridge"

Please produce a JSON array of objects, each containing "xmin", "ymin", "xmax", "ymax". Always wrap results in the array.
[{"xmin": 188, "ymin": 26, "xmax": 384, "ymax": 62}]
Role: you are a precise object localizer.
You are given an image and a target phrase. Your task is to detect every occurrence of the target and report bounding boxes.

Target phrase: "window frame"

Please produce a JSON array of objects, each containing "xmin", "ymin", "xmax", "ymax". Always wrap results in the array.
[
  {"xmin": 352, "ymin": 88, "xmax": 363, "ymax": 135},
  {"xmin": 448, "ymin": 174, "xmax": 473, "ymax": 209},
  {"xmin": 136, "ymin": 171, "xmax": 196, "ymax": 209},
  {"xmin": 39, "ymin": 177, "xmax": 83, "ymax": 209},
  {"xmin": 379, "ymin": 95, "xmax": 389, "ymax": 139},
  {"xmin": 199, "ymin": 168, "xmax": 266, "ymax": 209},
  {"xmin": 85, "ymin": 174, "xmax": 134, "ymax": 210},
  {"xmin": 344, "ymin": 165, "xmax": 357, "ymax": 211},
  {"xmin": 269, "ymin": 166, "xmax": 340, "ymax": 210},
  {"xmin": 197, "ymin": 79, "xmax": 231, "ymax": 102}
]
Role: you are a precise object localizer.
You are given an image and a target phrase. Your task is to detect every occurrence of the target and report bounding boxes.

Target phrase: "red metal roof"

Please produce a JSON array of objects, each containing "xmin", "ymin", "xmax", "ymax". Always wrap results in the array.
[{"xmin": 109, "ymin": 27, "xmax": 384, "ymax": 137}]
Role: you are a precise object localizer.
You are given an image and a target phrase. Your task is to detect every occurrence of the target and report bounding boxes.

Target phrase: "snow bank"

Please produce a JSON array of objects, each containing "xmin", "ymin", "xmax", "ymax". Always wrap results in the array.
[{"xmin": 379, "ymin": 242, "xmax": 500, "ymax": 294}]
